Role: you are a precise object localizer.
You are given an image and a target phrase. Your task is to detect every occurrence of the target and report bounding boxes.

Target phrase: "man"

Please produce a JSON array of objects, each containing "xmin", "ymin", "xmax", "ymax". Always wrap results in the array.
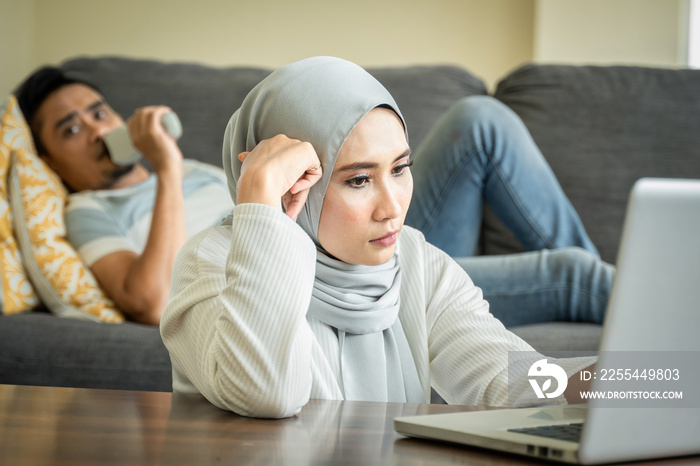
[{"xmin": 15, "ymin": 68, "xmax": 233, "ymax": 325}]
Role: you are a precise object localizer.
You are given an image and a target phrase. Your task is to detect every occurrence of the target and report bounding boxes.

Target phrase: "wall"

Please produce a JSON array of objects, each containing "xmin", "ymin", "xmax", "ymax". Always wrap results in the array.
[
  {"xmin": 1, "ymin": 1, "xmax": 692, "ymax": 99},
  {"xmin": 1, "ymin": 0, "xmax": 535, "ymax": 98},
  {"xmin": 534, "ymin": 0, "xmax": 689, "ymax": 66},
  {"xmin": 0, "ymin": 0, "xmax": 35, "ymax": 101}
]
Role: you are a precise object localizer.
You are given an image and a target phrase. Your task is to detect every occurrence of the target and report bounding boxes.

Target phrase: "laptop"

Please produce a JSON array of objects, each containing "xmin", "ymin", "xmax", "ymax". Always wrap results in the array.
[{"xmin": 395, "ymin": 178, "xmax": 700, "ymax": 464}]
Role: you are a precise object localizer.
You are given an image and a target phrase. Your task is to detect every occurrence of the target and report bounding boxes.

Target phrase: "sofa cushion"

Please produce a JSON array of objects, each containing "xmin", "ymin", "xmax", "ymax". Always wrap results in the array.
[
  {"xmin": 493, "ymin": 64, "xmax": 700, "ymax": 263},
  {"xmin": 60, "ymin": 57, "xmax": 488, "ymax": 169},
  {"xmin": 0, "ymin": 312, "xmax": 171, "ymax": 391}
]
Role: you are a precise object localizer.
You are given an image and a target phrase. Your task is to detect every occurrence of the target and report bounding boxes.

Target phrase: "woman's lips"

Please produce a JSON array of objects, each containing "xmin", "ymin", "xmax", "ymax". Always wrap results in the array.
[{"xmin": 370, "ymin": 230, "xmax": 399, "ymax": 247}]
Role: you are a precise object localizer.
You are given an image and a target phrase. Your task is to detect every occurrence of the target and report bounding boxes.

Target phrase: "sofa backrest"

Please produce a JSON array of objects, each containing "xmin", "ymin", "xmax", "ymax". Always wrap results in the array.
[
  {"xmin": 60, "ymin": 56, "xmax": 487, "ymax": 169},
  {"xmin": 64, "ymin": 57, "xmax": 700, "ymax": 264},
  {"xmin": 494, "ymin": 64, "xmax": 700, "ymax": 263}
]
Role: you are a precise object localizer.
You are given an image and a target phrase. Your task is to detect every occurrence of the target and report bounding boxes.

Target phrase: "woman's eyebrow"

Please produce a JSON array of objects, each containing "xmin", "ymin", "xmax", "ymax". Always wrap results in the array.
[{"xmin": 335, "ymin": 149, "xmax": 411, "ymax": 172}]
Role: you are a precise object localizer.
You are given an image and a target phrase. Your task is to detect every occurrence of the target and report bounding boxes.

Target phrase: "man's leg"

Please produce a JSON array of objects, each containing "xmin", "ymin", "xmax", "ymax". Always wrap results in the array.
[
  {"xmin": 406, "ymin": 95, "xmax": 598, "ymax": 257},
  {"xmin": 406, "ymin": 96, "xmax": 612, "ymax": 325},
  {"xmin": 454, "ymin": 248, "xmax": 614, "ymax": 326}
]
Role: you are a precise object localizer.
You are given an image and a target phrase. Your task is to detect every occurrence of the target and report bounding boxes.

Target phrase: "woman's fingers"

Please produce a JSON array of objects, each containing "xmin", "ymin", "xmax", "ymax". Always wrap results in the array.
[
  {"xmin": 283, "ymin": 165, "xmax": 322, "ymax": 220},
  {"xmin": 289, "ymin": 165, "xmax": 322, "ymax": 194},
  {"xmin": 236, "ymin": 135, "xmax": 321, "ymax": 217},
  {"xmin": 282, "ymin": 191, "xmax": 306, "ymax": 221}
]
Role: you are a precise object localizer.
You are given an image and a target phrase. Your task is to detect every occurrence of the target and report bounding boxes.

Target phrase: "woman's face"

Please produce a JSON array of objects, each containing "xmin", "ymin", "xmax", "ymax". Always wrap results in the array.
[{"xmin": 317, "ymin": 107, "xmax": 412, "ymax": 266}]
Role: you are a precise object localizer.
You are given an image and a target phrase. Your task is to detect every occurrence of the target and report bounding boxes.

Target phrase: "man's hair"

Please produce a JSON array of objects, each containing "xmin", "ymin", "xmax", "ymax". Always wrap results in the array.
[{"xmin": 14, "ymin": 66, "xmax": 101, "ymax": 155}]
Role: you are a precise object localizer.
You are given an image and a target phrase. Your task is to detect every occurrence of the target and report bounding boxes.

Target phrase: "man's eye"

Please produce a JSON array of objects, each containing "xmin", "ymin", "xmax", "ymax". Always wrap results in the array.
[
  {"xmin": 64, "ymin": 125, "xmax": 80, "ymax": 136},
  {"xmin": 95, "ymin": 109, "xmax": 107, "ymax": 119},
  {"xmin": 346, "ymin": 176, "xmax": 370, "ymax": 188}
]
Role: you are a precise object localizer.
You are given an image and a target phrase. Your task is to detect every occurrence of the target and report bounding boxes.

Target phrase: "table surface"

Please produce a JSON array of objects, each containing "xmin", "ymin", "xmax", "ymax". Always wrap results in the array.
[{"xmin": 1, "ymin": 384, "xmax": 698, "ymax": 465}]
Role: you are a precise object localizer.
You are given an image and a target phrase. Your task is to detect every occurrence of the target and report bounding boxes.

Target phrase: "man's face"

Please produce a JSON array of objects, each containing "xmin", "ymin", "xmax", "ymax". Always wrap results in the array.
[{"xmin": 34, "ymin": 83, "xmax": 133, "ymax": 192}]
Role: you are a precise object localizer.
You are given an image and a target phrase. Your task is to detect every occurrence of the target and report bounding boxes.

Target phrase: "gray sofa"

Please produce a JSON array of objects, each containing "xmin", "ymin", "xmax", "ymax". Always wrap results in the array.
[{"xmin": 2, "ymin": 57, "xmax": 699, "ymax": 392}]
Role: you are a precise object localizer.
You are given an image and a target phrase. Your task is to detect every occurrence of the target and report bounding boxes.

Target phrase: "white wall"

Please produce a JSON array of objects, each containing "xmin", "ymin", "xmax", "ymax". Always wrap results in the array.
[
  {"xmin": 1, "ymin": 0, "xmax": 535, "ymax": 98},
  {"xmin": 0, "ymin": 0, "xmax": 35, "ymax": 101},
  {"xmin": 534, "ymin": 0, "xmax": 689, "ymax": 67},
  {"xmin": 1, "ymin": 1, "xmax": 693, "ymax": 100}
]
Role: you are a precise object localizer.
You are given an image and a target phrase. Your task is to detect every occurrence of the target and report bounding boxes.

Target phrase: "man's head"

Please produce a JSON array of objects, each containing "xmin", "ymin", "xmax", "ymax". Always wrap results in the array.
[{"xmin": 15, "ymin": 67, "xmax": 134, "ymax": 191}]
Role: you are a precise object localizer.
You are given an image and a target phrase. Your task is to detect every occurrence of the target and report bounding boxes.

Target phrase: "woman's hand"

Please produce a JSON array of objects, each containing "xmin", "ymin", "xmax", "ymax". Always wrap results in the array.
[{"xmin": 236, "ymin": 135, "xmax": 322, "ymax": 221}]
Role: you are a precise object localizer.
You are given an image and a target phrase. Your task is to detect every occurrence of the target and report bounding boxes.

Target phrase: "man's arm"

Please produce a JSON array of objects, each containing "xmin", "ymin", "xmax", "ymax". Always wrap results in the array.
[{"xmin": 91, "ymin": 106, "xmax": 186, "ymax": 325}]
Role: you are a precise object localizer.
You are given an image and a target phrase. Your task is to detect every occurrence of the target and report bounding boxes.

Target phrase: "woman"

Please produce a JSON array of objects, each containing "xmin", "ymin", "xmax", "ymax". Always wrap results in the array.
[{"xmin": 161, "ymin": 57, "xmax": 595, "ymax": 419}]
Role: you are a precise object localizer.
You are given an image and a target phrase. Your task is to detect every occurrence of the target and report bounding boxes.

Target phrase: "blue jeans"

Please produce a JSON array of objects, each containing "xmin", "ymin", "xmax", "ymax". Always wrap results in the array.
[{"xmin": 405, "ymin": 96, "xmax": 614, "ymax": 327}]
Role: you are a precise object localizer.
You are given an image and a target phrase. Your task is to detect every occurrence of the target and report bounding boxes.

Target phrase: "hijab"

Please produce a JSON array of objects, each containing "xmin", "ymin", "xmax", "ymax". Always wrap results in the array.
[{"xmin": 222, "ymin": 57, "xmax": 424, "ymax": 403}]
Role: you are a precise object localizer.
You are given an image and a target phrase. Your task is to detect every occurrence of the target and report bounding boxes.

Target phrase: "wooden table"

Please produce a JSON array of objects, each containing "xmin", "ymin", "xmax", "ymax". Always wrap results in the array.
[{"xmin": 0, "ymin": 384, "xmax": 697, "ymax": 465}]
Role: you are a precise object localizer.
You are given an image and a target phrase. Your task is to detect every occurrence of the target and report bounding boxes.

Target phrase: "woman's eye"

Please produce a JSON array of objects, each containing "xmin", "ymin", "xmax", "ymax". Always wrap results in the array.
[
  {"xmin": 346, "ymin": 176, "xmax": 370, "ymax": 188},
  {"xmin": 393, "ymin": 160, "xmax": 414, "ymax": 175},
  {"xmin": 95, "ymin": 109, "xmax": 107, "ymax": 119}
]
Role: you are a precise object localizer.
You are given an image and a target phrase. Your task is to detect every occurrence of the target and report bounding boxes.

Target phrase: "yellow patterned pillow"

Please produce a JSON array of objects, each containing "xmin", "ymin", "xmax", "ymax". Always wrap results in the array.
[
  {"xmin": 0, "ymin": 97, "xmax": 38, "ymax": 313},
  {"xmin": 1, "ymin": 95, "xmax": 124, "ymax": 322}
]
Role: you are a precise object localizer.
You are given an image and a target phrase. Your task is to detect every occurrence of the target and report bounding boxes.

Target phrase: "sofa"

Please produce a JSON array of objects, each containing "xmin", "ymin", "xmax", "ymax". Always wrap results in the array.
[{"xmin": 1, "ymin": 57, "xmax": 699, "ymax": 392}]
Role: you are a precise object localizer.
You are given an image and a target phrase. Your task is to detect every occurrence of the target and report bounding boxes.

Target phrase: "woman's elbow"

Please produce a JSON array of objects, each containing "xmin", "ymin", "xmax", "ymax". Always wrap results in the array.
[
  {"xmin": 235, "ymin": 397, "xmax": 304, "ymax": 419},
  {"xmin": 213, "ymin": 386, "xmax": 307, "ymax": 419},
  {"xmin": 211, "ymin": 369, "xmax": 311, "ymax": 419}
]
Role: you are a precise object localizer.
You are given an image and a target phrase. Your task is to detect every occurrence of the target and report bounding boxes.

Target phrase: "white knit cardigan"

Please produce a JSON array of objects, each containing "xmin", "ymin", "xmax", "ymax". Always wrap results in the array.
[{"xmin": 160, "ymin": 203, "xmax": 593, "ymax": 418}]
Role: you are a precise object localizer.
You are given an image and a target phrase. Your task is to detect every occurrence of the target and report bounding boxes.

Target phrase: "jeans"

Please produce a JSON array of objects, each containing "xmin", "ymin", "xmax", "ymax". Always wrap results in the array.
[{"xmin": 405, "ymin": 96, "xmax": 614, "ymax": 327}]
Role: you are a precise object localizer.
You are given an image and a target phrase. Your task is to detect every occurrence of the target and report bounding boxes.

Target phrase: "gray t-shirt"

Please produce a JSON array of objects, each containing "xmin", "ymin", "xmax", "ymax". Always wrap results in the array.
[{"xmin": 66, "ymin": 160, "xmax": 234, "ymax": 266}]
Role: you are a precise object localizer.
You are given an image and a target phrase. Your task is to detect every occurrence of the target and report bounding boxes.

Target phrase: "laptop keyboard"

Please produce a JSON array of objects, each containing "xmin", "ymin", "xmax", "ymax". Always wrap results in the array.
[{"xmin": 508, "ymin": 423, "xmax": 583, "ymax": 443}]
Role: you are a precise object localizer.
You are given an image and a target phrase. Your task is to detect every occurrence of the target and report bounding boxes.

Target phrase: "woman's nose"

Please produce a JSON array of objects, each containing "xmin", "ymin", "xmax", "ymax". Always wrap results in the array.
[{"xmin": 373, "ymin": 183, "xmax": 403, "ymax": 221}]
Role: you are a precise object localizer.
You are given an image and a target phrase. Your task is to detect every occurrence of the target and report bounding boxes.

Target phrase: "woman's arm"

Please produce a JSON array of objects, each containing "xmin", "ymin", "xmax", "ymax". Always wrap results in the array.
[
  {"xmin": 420, "ymin": 237, "xmax": 594, "ymax": 407},
  {"xmin": 161, "ymin": 204, "xmax": 318, "ymax": 418},
  {"xmin": 161, "ymin": 135, "xmax": 324, "ymax": 418}
]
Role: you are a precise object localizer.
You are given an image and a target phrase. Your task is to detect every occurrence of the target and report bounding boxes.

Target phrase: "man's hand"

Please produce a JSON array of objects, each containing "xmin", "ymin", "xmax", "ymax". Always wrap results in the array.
[
  {"xmin": 236, "ymin": 135, "xmax": 322, "ymax": 221},
  {"xmin": 127, "ymin": 106, "xmax": 183, "ymax": 174}
]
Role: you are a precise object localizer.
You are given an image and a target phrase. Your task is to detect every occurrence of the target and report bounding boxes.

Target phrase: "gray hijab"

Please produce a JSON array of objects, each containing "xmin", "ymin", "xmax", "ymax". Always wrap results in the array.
[{"xmin": 223, "ymin": 56, "xmax": 424, "ymax": 403}]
